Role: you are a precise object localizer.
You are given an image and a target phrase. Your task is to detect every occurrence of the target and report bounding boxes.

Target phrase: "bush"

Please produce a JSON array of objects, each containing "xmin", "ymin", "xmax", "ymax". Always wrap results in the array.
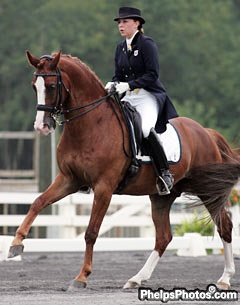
[
  {"xmin": 229, "ymin": 188, "xmax": 240, "ymax": 206},
  {"xmin": 174, "ymin": 213, "xmax": 214, "ymax": 236}
]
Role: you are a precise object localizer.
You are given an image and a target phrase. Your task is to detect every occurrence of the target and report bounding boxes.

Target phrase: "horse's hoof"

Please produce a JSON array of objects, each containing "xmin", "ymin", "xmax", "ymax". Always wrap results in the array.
[
  {"xmin": 216, "ymin": 281, "xmax": 230, "ymax": 290},
  {"xmin": 123, "ymin": 280, "xmax": 140, "ymax": 289},
  {"xmin": 8, "ymin": 245, "xmax": 24, "ymax": 258},
  {"xmin": 67, "ymin": 280, "xmax": 87, "ymax": 291}
]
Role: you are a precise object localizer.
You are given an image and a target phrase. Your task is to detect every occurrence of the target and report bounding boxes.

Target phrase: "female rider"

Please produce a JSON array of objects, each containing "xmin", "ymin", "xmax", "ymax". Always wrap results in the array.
[{"xmin": 106, "ymin": 7, "xmax": 179, "ymax": 194}]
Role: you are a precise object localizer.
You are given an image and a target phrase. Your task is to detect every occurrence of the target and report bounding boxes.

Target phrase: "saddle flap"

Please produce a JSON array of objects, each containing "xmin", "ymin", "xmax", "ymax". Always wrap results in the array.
[{"xmin": 139, "ymin": 123, "xmax": 182, "ymax": 164}]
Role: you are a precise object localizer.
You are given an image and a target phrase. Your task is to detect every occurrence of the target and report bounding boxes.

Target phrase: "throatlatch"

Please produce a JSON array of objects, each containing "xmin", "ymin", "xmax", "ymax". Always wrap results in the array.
[{"xmin": 147, "ymin": 128, "xmax": 174, "ymax": 195}]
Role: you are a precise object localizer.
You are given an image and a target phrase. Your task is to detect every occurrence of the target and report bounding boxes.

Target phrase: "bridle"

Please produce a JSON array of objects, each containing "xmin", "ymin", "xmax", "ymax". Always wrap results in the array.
[
  {"xmin": 34, "ymin": 55, "xmax": 114, "ymax": 125},
  {"xmin": 34, "ymin": 55, "xmax": 131, "ymax": 157},
  {"xmin": 34, "ymin": 55, "xmax": 66, "ymax": 118}
]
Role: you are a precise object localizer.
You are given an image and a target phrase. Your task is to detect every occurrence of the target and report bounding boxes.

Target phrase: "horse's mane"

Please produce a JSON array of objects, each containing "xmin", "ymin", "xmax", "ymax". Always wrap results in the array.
[{"xmin": 52, "ymin": 53, "xmax": 104, "ymax": 88}]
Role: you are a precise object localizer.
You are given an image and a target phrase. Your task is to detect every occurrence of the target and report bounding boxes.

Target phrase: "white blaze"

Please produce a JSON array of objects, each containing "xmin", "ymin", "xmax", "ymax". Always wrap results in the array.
[{"xmin": 34, "ymin": 76, "xmax": 46, "ymax": 131}]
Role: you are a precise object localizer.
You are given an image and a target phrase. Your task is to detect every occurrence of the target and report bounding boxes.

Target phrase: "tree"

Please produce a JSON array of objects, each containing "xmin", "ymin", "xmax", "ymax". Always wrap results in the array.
[{"xmin": 0, "ymin": 0, "xmax": 239, "ymax": 183}]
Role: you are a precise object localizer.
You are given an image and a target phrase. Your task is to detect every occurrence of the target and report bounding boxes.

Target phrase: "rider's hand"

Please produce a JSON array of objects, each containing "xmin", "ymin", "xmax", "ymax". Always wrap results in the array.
[
  {"xmin": 105, "ymin": 82, "xmax": 115, "ymax": 92},
  {"xmin": 115, "ymin": 82, "xmax": 130, "ymax": 94}
]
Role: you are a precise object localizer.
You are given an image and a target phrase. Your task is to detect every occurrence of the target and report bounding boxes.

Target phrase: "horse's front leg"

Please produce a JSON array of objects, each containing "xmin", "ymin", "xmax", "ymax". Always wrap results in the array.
[
  {"xmin": 69, "ymin": 184, "xmax": 112, "ymax": 289},
  {"xmin": 8, "ymin": 173, "xmax": 78, "ymax": 258}
]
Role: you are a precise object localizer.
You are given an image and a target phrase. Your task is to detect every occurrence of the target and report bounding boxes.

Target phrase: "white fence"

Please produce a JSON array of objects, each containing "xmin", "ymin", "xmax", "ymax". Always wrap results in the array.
[
  {"xmin": 0, "ymin": 192, "xmax": 240, "ymax": 260},
  {"xmin": 1, "ymin": 233, "xmax": 240, "ymax": 262},
  {"xmin": 0, "ymin": 131, "xmax": 39, "ymax": 192},
  {"xmin": 0, "ymin": 192, "xmax": 197, "ymax": 238}
]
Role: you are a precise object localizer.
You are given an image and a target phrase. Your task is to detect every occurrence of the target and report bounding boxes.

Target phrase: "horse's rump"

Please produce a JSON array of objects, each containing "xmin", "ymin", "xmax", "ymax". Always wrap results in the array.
[{"xmin": 206, "ymin": 128, "xmax": 240, "ymax": 163}]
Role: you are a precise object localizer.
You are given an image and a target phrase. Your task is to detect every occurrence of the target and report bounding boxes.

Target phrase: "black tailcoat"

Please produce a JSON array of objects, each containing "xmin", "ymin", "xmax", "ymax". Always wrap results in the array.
[{"xmin": 112, "ymin": 32, "xmax": 178, "ymax": 133}]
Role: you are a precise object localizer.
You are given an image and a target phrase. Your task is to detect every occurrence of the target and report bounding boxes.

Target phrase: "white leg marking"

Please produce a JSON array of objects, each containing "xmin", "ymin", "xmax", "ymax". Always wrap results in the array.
[
  {"xmin": 34, "ymin": 76, "xmax": 46, "ymax": 131},
  {"xmin": 123, "ymin": 250, "xmax": 159, "ymax": 289},
  {"xmin": 217, "ymin": 240, "xmax": 235, "ymax": 289}
]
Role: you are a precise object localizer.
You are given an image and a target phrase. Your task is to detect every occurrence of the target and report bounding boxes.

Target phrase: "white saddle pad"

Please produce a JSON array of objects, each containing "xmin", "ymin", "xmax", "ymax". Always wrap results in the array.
[{"xmin": 137, "ymin": 123, "xmax": 181, "ymax": 164}]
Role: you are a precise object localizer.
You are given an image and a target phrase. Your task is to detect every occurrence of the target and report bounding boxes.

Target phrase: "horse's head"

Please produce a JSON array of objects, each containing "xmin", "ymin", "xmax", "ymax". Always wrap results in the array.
[{"xmin": 26, "ymin": 50, "xmax": 68, "ymax": 135}]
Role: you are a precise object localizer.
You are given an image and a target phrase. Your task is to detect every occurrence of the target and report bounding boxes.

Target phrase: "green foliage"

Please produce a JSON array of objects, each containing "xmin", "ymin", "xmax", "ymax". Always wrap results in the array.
[
  {"xmin": 0, "ymin": 0, "xmax": 239, "ymax": 179},
  {"xmin": 174, "ymin": 213, "xmax": 214, "ymax": 236},
  {"xmin": 229, "ymin": 188, "xmax": 240, "ymax": 206}
]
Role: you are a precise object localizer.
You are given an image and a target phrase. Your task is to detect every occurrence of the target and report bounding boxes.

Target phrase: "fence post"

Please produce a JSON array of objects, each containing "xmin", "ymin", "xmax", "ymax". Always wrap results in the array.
[
  {"xmin": 58, "ymin": 195, "xmax": 76, "ymax": 238},
  {"xmin": 177, "ymin": 233, "xmax": 207, "ymax": 257},
  {"xmin": 230, "ymin": 205, "xmax": 240, "ymax": 254}
]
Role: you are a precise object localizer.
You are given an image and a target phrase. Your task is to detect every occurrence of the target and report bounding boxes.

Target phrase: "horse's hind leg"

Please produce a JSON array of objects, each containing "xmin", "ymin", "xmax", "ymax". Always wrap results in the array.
[
  {"xmin": 215, "ymin": 208, "xmax": 235, "ymax": 290},
  {"xmin": 123, "ymin": 192, "xmax": 176, "ymax": 289},
  {"xmin": 203, "ymin": 198, "xmax": 235, "ymax": 290},
  {"xmin": 8, "ymin": 173, "xmax": 78, "ymax": 257},
  {"xmin": 217, "ymin": 238, "xmax": 235, "ymax": 290}
]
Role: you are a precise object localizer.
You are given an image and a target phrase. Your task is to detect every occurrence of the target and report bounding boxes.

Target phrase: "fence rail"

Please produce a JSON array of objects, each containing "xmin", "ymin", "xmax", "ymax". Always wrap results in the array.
[
  {"xmin": 0, "ymin": 192, "xmax": 240, "ymax": 260},
  {"xmin": 0, "ymin": 132, "xmax": 39, "ymax": 192},
  {"xmin": 0, "ymin": 192, "xmax": 239, "ymax": 236},
  {"xmin": 1, "ymin": 234, "xmax": 240, "ymax": 262},
  {"xmin": 0, "ymin": 192, "xmax": 196, "ymax": 237}
]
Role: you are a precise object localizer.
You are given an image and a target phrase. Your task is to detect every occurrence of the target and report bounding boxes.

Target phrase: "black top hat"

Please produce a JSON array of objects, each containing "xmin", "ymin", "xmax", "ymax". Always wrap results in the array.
[{"xmin": 114, "ymin": 7, "xmax": 145, "ymax": 24}]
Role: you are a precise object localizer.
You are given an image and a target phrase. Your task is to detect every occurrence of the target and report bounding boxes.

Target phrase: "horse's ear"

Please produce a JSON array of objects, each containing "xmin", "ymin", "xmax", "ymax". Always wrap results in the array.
[
  {"xmin": 49, "ymin": 50, "xmax": 61, "ymax": 70},
  {"xmin": 26, "ymin": 50, "xmax": 40, "ymax": 68}
]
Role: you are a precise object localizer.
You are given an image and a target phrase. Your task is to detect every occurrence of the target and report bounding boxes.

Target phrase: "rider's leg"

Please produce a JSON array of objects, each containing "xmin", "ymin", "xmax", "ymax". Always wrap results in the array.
[
  {"xmin": 122, "ymin": 89, "xmax": 173, "ymax": 194},
  {"xmin": 147, "ymin": 128, "xmax": 173, "ymax": 195}
]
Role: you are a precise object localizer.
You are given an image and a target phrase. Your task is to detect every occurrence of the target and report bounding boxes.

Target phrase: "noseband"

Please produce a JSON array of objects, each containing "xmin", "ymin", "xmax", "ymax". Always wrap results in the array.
[{"xmin": 34, "ymin": 55, "xmax": 114, "ymax": 125}]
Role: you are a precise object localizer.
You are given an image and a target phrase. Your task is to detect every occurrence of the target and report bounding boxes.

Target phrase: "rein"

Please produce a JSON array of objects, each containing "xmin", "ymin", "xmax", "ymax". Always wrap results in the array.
[{"xmin": 56, "ymin": 92, "xmax": 114, "ymax": 125}]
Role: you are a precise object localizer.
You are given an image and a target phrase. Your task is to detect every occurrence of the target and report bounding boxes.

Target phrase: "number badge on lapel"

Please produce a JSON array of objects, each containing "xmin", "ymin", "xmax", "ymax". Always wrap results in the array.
[{"xmin": 134, "ymin": 50, "xmax": 139, "ymax": 56}]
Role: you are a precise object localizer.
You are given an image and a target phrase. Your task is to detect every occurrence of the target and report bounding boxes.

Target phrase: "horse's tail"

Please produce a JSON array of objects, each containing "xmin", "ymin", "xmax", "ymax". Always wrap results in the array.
[
  {"xmin": 175, "ymin": 128, "xmax": 240, "ymax": 242},
  {"xmin": 179, "ymin": 129, "xmax": 240, "ymax": 217},
  {"xmin": 181, "ymin": 162, "xmax": 240, "ymax": 226}
]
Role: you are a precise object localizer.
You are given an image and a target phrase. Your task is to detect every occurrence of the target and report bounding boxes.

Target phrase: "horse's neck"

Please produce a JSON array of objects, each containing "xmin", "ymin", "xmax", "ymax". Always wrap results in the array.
[
  {"xmin": 63, "ymin": 59, "xmax": 104, "ymax": 102},
  {"xmin": 61, "ymin": 61, "xmax": 125, "ymax": 145},
  {"xmin": 63, "ymin": 95, "xmax": 117, "ymax": 142}
]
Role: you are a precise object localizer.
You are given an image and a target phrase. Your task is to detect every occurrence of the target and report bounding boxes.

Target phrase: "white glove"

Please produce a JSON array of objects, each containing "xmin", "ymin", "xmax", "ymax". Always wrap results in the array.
[
  {"xmin": 105, "ymin": 82, "xmax": 115, "ymax": 92},
  {"xmin": 115, "ymin": 82, "xmax": 130, "ymax": 94}
]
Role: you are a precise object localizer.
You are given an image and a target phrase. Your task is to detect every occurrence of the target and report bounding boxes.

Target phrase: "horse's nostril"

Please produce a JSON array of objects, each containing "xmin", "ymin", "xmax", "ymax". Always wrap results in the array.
[{"xmin": 43, "ymin": 116, "xmax": 56, "ymax": 131}]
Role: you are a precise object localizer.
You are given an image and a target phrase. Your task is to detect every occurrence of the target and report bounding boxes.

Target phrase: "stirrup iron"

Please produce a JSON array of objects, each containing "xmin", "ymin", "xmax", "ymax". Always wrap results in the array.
[{"xmin": 156, "ymin": 176, "xmax": 171, "ymax": 195}]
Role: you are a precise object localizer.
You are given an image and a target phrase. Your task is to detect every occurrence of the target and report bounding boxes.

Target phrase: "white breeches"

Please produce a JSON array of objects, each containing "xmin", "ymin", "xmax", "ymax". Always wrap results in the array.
[{"xmin": 122, "ymin": 89, "xmax": 159, "ymax": 138}]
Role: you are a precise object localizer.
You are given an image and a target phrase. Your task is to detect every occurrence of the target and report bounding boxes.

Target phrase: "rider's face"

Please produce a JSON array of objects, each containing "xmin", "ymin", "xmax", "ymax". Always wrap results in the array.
[{"xmin": 118, "ymin": 19, "xmax": 140, "ymax": 39}]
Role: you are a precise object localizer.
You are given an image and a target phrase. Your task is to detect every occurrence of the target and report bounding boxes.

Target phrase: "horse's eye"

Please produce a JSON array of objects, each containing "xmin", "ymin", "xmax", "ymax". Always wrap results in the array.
[{"xmin": 46, "ymin": 83, "xmax": 56, "ymax": 90}]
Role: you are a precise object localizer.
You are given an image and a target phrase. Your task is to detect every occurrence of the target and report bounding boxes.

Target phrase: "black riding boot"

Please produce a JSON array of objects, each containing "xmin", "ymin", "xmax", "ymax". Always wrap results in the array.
[{"xmin": 147, "ymin": 128, "xmax": 174, "ymax": 195}]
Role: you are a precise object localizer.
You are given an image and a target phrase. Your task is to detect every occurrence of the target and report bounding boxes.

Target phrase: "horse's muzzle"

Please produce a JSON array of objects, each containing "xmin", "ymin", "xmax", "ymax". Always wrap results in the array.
[
  {"xmin": 44, "ymin": 115, "xmax": 56, "ymax": 131},
  {"xmin": 34, "ymin": 115, "xmax": 56, "ymax": 135}
]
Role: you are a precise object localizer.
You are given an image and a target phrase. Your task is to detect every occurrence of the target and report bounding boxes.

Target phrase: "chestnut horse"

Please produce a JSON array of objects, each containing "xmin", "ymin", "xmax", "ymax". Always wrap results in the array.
[{"xmin": 9, "ymin": 51, "xmax": 240, "ymax": 291}]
